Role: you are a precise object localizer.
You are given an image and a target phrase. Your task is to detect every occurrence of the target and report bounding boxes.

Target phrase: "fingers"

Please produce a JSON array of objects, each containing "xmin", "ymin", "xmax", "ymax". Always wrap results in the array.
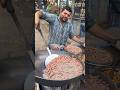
[
  {"xmin": 35, "ymin": 20, "xmax": 40, "ymax": 29},
  {"xmin": 35, "ymin": 11, "xmax": 40, "ymax": 29},
  {"xmin": 49, "ymin": 44, "xmax": 60, "ymax": 50}
]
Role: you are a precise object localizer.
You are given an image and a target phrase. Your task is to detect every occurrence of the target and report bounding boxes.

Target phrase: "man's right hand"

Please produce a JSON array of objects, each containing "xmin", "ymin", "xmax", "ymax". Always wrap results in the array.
[{"xmin": 35, "ymin": 11, "xmax": 40, "ymax": 29}]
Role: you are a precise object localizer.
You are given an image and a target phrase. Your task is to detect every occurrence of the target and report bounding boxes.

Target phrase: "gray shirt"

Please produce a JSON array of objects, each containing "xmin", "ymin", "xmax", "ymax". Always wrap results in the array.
[{"xmin": 41, "ymin": 11, "xmax": 75, "ymax": 45}]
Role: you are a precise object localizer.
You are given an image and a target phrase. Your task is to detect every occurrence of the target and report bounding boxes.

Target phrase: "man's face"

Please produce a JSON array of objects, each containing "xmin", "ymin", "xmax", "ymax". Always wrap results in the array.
[{"xmin": 60, "ymin": 9, "xmax": 71, "ymax": 22}]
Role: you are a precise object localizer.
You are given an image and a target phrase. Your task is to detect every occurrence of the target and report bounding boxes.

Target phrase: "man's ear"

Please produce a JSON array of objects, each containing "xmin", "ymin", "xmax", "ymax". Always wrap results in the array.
[{"xmin": 69, "ymin": 14, "xmax": 72, "ymax": 19}]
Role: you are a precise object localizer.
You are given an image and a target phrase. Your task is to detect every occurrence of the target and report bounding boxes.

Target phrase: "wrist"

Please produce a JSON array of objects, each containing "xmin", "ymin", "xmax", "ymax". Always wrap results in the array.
[{"xmin": 59, "ymin": 45, "xmax": 65, "ymax": 51}]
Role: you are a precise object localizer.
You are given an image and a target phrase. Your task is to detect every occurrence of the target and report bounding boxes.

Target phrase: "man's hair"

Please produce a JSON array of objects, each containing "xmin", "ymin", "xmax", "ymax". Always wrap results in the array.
[{"xmin": 61, "ymin": 6, "xmax": 72, "ymax": 13}]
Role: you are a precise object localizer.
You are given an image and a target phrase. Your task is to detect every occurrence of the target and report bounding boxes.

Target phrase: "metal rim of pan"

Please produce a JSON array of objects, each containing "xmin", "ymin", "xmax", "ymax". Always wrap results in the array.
[
  {"xmin": 35, "ymin": 55, "xmax": 85, "ymax": 87},
  {"xmin": 35, "ymin": 74, "xmax": 85, "ymax": 87}
]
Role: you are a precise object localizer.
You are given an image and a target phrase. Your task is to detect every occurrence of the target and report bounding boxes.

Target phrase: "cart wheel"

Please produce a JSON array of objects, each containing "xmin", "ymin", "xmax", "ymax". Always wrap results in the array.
[{"xmin": 24, "ymin": 71, "xmax": 35, "ymax": 90}]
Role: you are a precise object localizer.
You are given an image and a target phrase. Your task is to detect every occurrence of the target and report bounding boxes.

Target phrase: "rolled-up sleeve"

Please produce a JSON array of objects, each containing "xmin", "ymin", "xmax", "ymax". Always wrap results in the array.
[{"xmin": 41, "ymin": 10, "xmax": 57, "ymax": 23}]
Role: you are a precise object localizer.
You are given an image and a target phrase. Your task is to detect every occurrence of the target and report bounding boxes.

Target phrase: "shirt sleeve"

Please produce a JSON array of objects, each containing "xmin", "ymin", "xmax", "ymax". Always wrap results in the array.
[{"xmin": 40, "ymin": 10, "xmax": 57, "ymax": 23}]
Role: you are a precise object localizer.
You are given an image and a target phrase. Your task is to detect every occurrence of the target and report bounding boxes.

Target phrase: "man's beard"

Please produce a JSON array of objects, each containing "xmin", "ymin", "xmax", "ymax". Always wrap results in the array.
[{"xmin": 61, "ymin": 17, "xmax": 68, "ymax": 22}]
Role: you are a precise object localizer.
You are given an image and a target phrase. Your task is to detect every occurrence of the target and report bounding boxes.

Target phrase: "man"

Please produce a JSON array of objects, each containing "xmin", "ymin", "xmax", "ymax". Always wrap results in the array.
[{"xmin": 35, "ymin": 6, "xmax": 81, "ymax": 50}]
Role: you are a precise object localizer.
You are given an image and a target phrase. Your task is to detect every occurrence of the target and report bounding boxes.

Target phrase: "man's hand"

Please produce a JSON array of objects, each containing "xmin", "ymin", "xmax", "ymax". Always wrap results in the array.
[
  {"xmin": 71, "ymin": 36, "xmax": 85, "ymax": 46},
  {"xmin": 49, "ymin": 44, "xmax": 61, "ymax": 50},
  {"xmin": 35, "ymin": 11, "xmax": 40, "ymax": 29}
]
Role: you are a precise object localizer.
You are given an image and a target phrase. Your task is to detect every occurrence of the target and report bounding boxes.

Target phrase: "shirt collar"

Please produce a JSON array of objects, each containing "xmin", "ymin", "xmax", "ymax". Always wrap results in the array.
[{"xmin": 57, "ymin": 16, "xmax": 69, "ymax": 24}]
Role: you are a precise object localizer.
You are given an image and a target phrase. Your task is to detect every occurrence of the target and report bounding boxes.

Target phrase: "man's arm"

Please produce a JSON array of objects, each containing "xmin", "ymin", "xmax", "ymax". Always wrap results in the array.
[
  {"xmin": 71, "ymin": 36, "xmax": 81, "ymax": 43},
  {"xmin": 68, "ymin": 24, "xmax": 84, "ymax": 45},
  {"xmin": 88, "ymin": 24, "xmax": 117, "ymax": 43},
  {"xmin": 71, "ymin": 36, "xmax": 85, "ymax": 46},
  {"xmin": 35, "ymin": 10, "xmax": 57, "ymax": 29},
  {"xmin": 35, "ymin": 10, "xmax": 41, "ymax": 29}
]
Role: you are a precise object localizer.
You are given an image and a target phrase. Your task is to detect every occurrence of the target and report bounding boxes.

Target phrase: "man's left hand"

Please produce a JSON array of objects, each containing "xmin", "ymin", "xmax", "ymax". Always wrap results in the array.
[{"xmin": 49, "ymin": 44, "xmax": 60, "ymax": 50}]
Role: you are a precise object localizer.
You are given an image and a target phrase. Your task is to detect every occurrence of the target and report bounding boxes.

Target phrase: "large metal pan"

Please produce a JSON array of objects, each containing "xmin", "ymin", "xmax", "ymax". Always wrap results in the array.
[{"xmin": 35, "ymin": 50, "xmax": 85, "ymax": 87}]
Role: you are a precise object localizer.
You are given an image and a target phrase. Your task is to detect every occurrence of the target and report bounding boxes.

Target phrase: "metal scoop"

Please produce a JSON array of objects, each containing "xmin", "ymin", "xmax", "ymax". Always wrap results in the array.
[{"xmin": 36, "ymin": 28, "xmax": 59, "ymax": 66}]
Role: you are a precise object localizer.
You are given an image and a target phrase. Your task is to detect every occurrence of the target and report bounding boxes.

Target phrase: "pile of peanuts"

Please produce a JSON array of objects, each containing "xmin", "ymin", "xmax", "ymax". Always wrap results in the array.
[
  {"xmin": 43, "ymin": 55, "xmax": 83, "ymax": 80},
  {"xmin": 85, "ymin": 48, "xmax": 113, "ymax": 64},
  {"xmin": 64, "ymin": 45, "xmax": 82, "ymax": 55}
]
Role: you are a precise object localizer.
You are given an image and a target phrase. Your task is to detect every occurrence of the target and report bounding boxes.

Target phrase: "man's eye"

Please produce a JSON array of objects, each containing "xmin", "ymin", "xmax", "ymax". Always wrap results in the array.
[
  {"xmin": 68, "ymin": 14, "xmax": 70, "ymax": 17},
  {"xmin": 64, "ymin": 13, "xmax": 67, "ymax": 15}
]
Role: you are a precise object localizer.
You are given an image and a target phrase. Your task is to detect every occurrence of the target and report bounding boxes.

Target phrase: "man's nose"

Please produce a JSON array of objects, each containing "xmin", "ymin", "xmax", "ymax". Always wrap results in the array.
[{"xmin": 65, "ymin": 14, "xmax": 68, "ymax": 18}]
